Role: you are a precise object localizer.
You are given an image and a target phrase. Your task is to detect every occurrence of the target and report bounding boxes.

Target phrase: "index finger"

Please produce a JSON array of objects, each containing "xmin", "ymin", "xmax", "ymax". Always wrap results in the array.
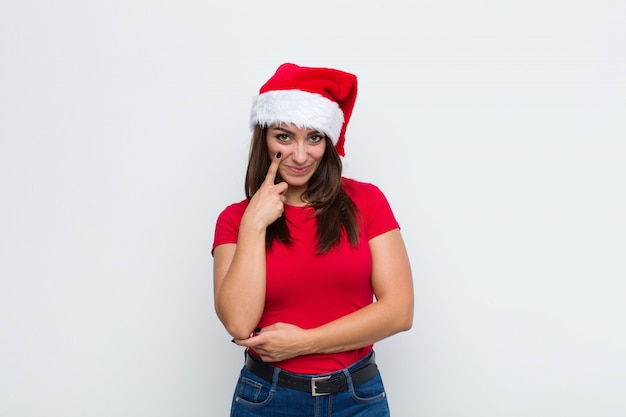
[{"xmin": 263, "ymin": 152, "xmax": 282, "ymax": 185}]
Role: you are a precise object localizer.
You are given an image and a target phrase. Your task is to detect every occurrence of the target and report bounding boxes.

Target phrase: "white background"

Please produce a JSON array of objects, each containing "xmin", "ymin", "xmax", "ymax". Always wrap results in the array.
[{"xmin": 1, "ymin": 1, "xmax": 625, "ymax": 416}]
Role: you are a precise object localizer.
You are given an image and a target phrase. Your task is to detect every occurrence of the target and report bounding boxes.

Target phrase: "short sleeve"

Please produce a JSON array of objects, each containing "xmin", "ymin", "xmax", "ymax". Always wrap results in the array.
[
  {"xmin": 211, "ymin": 200, "xmax": 248, "ymax": 254},
  {"xmin": 362, "ymin": 184, "xmax": 400, "ymax": 240},
  {"xmin": 342, "ymin": 179, "xmax": 400, "ymax": 240}
]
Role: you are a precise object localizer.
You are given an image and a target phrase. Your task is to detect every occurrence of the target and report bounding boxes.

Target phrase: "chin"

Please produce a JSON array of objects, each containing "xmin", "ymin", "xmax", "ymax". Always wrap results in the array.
[
  {"xmin": 286, "ymin": 179, "xmax": 309, "ymax": 188},
  {"xmin": 283, "ymin": 175, "xmax": 312, "ymax": 187}
]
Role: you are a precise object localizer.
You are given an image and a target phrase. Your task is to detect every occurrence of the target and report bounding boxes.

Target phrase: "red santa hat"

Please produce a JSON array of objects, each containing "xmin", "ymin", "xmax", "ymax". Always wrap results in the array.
[{"xmin": 250, "ymin": 63, "xmax": 358, "ymax": 156}]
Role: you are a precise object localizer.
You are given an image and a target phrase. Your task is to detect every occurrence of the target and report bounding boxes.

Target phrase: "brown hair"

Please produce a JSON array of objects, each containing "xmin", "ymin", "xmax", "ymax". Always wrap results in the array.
[{"xmin": 245, "ymin": 126, "xmax": 360, "ymax": 253}]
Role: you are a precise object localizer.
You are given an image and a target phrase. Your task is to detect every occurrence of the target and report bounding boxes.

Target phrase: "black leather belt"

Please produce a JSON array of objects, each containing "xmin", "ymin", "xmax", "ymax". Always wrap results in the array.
[{"xmin": 245, "ymin": 352, "xmax": 378, "ymax": 396}]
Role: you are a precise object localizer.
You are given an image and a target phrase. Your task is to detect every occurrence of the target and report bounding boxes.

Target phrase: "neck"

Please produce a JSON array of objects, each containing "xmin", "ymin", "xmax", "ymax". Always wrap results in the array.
[{"xmin": 285, "ymin": 186, "xmax": 308, "ymax": 206}]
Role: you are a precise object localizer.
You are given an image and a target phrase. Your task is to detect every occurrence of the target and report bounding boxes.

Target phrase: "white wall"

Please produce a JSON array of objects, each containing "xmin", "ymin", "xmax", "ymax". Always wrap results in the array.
[{"xmin": 1, "ymin": 1, "xmax": 625, "ymax": 416}]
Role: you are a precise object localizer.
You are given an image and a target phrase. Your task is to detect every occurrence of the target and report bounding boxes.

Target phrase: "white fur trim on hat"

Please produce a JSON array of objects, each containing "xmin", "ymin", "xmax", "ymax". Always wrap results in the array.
[{"xmin": 250, "ymin": 89, "xmax": 344, "ymax": 145}]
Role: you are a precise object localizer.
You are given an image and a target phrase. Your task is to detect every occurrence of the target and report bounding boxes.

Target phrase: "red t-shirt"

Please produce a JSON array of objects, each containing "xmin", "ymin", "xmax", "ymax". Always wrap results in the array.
[{"xmin": 212, "ymin": 178, "xmax": 400, "ymax": 373}]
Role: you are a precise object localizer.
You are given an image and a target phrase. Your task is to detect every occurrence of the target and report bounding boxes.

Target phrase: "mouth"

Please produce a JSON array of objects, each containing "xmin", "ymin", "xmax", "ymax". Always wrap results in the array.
[{"xmin": 285, "ymin": 165, "xmax": 310, "ymax": 175}]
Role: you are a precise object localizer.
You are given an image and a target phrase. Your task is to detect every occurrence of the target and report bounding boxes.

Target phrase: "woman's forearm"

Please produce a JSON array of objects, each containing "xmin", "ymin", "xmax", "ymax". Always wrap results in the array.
[
  {"xmin": 304, "ymin": 295, "xmax": 413, "ymax": 355},
  {"xmin": 235, "ymin": 294, "xmax": 413, "ymax": 363}
]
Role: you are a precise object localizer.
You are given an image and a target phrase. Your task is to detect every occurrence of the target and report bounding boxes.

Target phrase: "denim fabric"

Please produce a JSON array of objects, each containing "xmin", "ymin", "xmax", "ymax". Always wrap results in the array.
[{"xmin": 230, "ymin": 351, "xmax": 390, "ymax": 417}]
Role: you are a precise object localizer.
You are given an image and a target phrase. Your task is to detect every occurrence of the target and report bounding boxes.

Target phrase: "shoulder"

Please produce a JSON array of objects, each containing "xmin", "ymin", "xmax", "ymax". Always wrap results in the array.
[
  {"xmin": 216, "ymin": 199, "xmax": 249, "ymax": 225},
  {"xmin": 212, "ymin": 199, "xmax": 249, "ymax": 253},
  {"xmin": 219, "ymin": 199, "xmax": 249, "ymax": 216},
  {"xmin": 341, "ymin": 177, "xmax": 381, "ymax": 194},
  {"xmin": 341, "ymin": 177, "xmax": 400, "ymax": 237},
  {"xmin": 341, "ymin": 177, "xmax": 387, "ymax": 204}
]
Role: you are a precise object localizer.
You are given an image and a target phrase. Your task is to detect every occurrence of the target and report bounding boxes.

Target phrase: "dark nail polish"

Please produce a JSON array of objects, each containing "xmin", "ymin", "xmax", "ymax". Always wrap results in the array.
[
  {"xmin": 276, "ymin": 152, "xmax": 282, "ymax": 158},
  {"xmin": 231, "ymin": 339, "xmax": 236, "ymax": 343},
  {"xmin": 254, "ymin": 328, "xmax": 262, "ymax": 333}
]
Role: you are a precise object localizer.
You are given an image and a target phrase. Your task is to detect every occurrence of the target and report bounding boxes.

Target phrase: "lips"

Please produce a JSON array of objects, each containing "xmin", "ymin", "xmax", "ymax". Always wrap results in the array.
[{"xmin": 286, "ymin": 165, "xmax": 310, "ymax": 175}]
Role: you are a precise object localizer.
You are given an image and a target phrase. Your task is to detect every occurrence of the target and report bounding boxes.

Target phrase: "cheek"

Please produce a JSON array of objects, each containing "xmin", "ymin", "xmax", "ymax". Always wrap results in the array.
[
  {"xmin": 313, "ymin": 148, "xmax": 326, "ymax": 163},
  {"xmin": 266, "ymin": 142, "xmax": 285, "ymax": 157},
  {"xmin": 315, "ymin": 141, "xmax": 327, "ymax": 157}
]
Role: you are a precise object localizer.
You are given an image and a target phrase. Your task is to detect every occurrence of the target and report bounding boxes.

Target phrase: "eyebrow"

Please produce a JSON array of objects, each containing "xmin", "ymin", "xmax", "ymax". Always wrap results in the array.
[{"xmin": 271, "ymin": 126, "xmax": 324, "ymax": 136}]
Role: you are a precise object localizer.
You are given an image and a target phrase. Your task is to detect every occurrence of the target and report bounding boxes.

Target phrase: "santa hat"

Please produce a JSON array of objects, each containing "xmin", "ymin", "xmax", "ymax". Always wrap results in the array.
[{"xmin": 250, "ymin": 63, "xmax": 358, "ymax": 156}]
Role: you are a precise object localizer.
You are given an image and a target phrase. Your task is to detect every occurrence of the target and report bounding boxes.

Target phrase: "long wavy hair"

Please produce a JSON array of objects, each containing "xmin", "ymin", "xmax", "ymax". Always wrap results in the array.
[{"xmin": 245, "ymin": 125, "xmax": 360, "ymax": 253}]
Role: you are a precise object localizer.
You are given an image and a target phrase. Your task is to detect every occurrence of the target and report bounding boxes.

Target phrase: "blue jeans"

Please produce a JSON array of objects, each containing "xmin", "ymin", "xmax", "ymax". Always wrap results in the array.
[{"xmin": 230, "ymin": 351, "xmax": 390, "ymax": 417}]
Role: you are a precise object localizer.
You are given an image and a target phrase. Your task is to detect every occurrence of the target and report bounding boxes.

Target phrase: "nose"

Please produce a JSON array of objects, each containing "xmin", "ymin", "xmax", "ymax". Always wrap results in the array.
[{"xmin": 291, "ymin": 142, "xmax": 307, "ymax": 164}]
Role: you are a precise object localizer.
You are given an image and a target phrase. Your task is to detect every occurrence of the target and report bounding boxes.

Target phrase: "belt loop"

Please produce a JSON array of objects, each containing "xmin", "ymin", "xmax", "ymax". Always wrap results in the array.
[{"xmin": 271, "ymin": 361, "xmax": 281, "ymax": 386}]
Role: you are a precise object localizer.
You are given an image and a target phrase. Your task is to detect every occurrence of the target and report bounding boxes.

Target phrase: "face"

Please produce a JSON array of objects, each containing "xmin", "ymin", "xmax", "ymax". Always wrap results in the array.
[{"xmin": 266, "ymin": 123, "xmax": 327, "ymax": 193}]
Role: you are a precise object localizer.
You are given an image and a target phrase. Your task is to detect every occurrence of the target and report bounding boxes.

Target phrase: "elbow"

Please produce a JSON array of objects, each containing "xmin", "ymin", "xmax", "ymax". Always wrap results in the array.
[
  {"xmin": 382, "ymin": 304, "xmax": 413, "ymax": 335},
  {"xmin": 380, "ymin": 296, "xmax": 413, "ymax": 334},
  {"xmin": 220, "ymin": 315, "xmax": 255, "ymax": 340},
  {"xmin": 400, "ymin": 313, "xmax": 413, "ymax": 332},
  {"xmin": 402, "ymin": 293, "xmax": 415, "ymax": 331},
  {"xmin": 215, "ymin": 307, "xmax": 256, "ymax": 340},
  {"xmin": 227, "ymin": 326, "xmax": 254, "ymax": 341},
  {"xmin": 396, "ymin": 303, "xmax": 414, "ymax": 333}
]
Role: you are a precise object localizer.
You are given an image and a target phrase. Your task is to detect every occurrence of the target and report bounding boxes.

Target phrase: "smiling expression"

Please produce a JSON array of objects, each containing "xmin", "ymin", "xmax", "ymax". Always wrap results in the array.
[{"xmin": 266, "ymin": 124, "xmax": 327, "ymax": 204}]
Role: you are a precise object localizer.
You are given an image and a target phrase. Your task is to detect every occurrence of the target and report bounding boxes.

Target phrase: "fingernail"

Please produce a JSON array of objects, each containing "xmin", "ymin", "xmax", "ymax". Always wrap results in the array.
[
  {"xmin": 276, "ymin": 152, "xmax": 281, "ymax": 159},
  {"xmin": 254, "ymin": 328, "xmax": 262, "ymax": 333},
  {"xmin": 231, "ymin": 339, "xmax": 236, "ymax": 343}
]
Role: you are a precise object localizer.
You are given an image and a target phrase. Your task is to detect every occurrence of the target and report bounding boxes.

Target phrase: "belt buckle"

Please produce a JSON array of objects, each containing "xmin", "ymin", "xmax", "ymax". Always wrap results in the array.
[{"xmin": 311, "ymin": 375, "xmax": 331, "ymax": 396}]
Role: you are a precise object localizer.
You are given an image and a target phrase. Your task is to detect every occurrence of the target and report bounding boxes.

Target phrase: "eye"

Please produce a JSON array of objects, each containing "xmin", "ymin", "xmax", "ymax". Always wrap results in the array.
[
  {"xmin": 274, "ymin": 133, "xmax": 291, "ymax": 143},
  {"xmin": 308, "ymin": 134, "xmax": 325, "ymax": 144}
]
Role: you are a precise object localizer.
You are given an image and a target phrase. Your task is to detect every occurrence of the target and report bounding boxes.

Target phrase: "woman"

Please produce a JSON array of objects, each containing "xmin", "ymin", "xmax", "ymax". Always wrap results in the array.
[{"xmin": 212, "ymin": 63, "xmax": 413, "ymax": 416}]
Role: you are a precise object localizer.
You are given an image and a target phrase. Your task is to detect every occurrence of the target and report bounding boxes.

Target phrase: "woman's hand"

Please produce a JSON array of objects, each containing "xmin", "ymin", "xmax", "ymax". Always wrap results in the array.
[
  {"xmin": 242, "ymin": 153, "xmax": 288, "ymax": 230},
  {"xmin": 233, "ymin": 322, "xmax": 310, "ymax": 363}
]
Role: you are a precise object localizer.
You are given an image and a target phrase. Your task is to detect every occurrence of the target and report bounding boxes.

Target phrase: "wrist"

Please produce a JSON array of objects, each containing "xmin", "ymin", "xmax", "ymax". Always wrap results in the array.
[
  {"xmin": 239, "ymin": 215, "xmax": 267, "ymax": 237},
  {"xmin": 301, "ymin": 327, "xmax": 321, "ymax": 356}
]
